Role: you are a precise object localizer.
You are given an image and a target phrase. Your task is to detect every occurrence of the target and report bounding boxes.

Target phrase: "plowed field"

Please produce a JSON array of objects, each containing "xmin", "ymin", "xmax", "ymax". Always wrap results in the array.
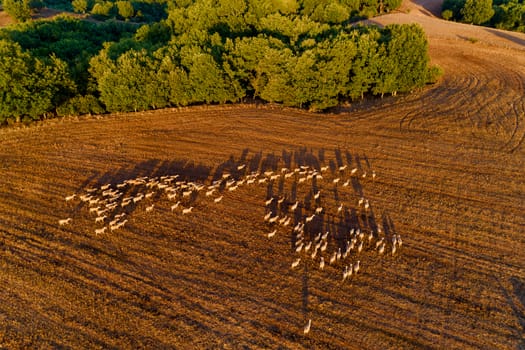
[{"xmin": 0, "ymin": 1, "xmax": 524, "ymax": 348}]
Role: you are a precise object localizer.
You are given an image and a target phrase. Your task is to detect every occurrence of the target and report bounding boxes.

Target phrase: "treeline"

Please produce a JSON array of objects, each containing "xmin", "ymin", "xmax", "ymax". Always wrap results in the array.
[
  {"xmin": 442, "ymin": 0, "xmax": 525, "ymax": 32},
  {"xmin": 0, "ymin": 0, "xmax": 441, "ymax": 124}
]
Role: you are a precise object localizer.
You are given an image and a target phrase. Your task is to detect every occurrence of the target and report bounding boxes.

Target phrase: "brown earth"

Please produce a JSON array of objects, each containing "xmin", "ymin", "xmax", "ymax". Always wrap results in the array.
[{"xmin": 0, "ymin": 1, "xmax": 524, "ymax": 349}]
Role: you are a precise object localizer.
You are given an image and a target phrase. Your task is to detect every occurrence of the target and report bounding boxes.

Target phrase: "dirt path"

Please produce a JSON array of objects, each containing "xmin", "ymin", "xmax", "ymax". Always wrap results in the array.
[{"xmin": 0, "ymin": 1, "xmax": 524, "ymax": 349}]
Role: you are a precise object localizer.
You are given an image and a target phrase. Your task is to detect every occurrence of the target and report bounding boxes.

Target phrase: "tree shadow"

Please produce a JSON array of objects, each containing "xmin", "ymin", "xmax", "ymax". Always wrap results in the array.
[{"xmin": 485, "ymin": 27, "xmax": 525, "ymax": 48}]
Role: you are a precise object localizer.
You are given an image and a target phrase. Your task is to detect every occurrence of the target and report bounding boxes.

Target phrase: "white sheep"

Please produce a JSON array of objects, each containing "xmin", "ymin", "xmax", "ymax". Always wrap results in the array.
[
  {"xmin": 214, "ymin": 196, "xmax": 223, "ymax": 203},
  {"xmin": 303, "ymin": 319, "xmax": 312, "ymax": 335},
  {"xmin": 95, "ymin": 216, "xmax": 106, "ymax": 223},
  {"xmin": 291, "ymin": 257, "xmax": 301, "ymax": 269},
  {"xmin": 58, "ymin": 218, "xmax": 72, "ymax": 226},
  {"xmin": 65, "ymin": 194, "xmax": 75, "ymax": 201},
  {"xmin": 182, "ymin": 207, "xmax": 194, "ymax": 215},
  {"xmin": 267, "ymin": 229, "xmax": 277, "ymax": 238},
  {"xmin": 95, "ymin": 227, "xmax": 107, "ymax": 235}
]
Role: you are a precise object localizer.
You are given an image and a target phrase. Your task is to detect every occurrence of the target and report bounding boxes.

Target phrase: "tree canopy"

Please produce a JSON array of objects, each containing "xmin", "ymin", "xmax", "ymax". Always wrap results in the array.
[{"xmin": 0, "ymin": 0, "xmax": 442, "ymax": 124}]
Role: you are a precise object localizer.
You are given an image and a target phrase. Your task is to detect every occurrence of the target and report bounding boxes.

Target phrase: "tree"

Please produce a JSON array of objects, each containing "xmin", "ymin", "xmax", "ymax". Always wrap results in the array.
[
  {"xmin": 460, "ymin": 0, "xmax": 494, "ymax": 24},
  {"xmin": 2, "ymin": 0, "xmax": 32, "ymax": 22},
  {"xmin": 0, "ymin": 40, "xmax": 75, "ymax": 122},
  {"xmin": 116, "ymin": 1, "xmax": 134, "ymax": 20},
  {"xmin": 72, "ymin": 0, "xmax": 89, "ymax": 14}
]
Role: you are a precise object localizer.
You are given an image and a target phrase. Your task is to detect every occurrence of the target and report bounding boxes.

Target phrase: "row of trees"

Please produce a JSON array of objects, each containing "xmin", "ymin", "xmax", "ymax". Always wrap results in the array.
[
  {"xmin": 442, "ymin": 0, "xmax": 525, "ymax": 32},
  {"xmin": 0, "ymin": 0, "xmax": 441, "ymax": 124}
]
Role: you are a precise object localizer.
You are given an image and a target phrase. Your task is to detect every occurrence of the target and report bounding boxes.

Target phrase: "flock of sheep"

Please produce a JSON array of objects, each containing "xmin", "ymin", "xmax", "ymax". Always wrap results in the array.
[{"xmin": 59, "ymin": 155, "xmax": 402, "ymax": 335}]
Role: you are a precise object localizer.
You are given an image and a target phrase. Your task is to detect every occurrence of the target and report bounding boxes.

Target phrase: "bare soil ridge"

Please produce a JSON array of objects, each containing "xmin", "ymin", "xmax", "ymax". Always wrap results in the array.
[{"xmin": 0, "ymin": 1, "xmax": 524, "ymax": 349}]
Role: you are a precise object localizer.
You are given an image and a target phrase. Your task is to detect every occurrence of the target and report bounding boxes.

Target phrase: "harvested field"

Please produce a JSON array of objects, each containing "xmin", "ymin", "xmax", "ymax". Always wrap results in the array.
[{"xmin": 0, "ymin": 1, "xmax": 524, "ymax": 349}]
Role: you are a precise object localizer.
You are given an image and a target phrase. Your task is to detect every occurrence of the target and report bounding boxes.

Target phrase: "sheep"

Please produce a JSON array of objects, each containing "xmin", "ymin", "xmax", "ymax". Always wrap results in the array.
[
  {"xmin": 295, "ymin": 243, "xmax": 304, "ymax": 253},
  {"xmin": 205, "ymin": 189, "xmax": 215, "ymax": 197},
  {"xmin": 58, "ymin": 218, "xmax": 72, "ymax": 226},
  {"xmin": 264, "ymin": 212, "xmax": 272, "ymax": 221},
  {"xmin": 264, "ymin": 171, "xmax": 274, "ymax": 177},
  {"xmin": 339, "ymin": 165, "xmax": 347, "ymax": 171},
  {"xmin": 378, "ymin": 243, "xmax": 386, "ymax": 255},
  {"xmin": 182, "ymin": 190, "xmax": 193, "ymax": 197},
  {"xmin": 304, "ymin": 241, "xmax": 312, "ymax": 252},
  {"xmin": 171, "ymin": 201, "xmax": 181, "ymax": 211},
  {"xmin": 265, "ymin": 198, "xmax": 274, "ymax": 206},
  {"xmin": 89, "ymin": 207, "xmax": 99, "ymax": 213},
  {"xmin": 270, "ymin": 174, "xmax": 280, "ymax": 181},
  {"xmin": 364, "ymin": 200, "xmax": 370, "ymax": 211},
  {"xmin": 97, "ymin": 208, "xmax": 108, "ymax": 217},
  {"xmin": 329, "ymin": 252, "xmax": 337, "ymax": 265},
  {"xmin": 311, "ymin": 247, "xmax": 318, "ymax": 259},
  {"xmin": 320, "ymin": 166, "xmax": 329, "ymax": 172},
  {"xmin": 89, "ymin": 198, "xmax": 99, "ymax": 206},
  {"xmin": 293, "ymin": 222, "xmax": 304, "ymax": 233},
  {"xmin": 342, "ymin": 265, "xmax": 350, "ymax": 281},
  {"xmin": 337, "ymin": 203, "xmax": 344, "ymax": 213},
  {"xmin": 291, "ymin": 257, "xmax": 301, "ymax": 269},
  {"xmin": 100, "ymin": 184, "xmax": 111, "ymax": 191},
  {"xmin": 362, "ymin": 172, "xmax": 367, "ymax": 179},
  {"xmin": 315, "ymin": 207, "xmax": 323, "ymax": 215},
  {"xmin": 351, "ymin": 168, "xmax": 358, "ymax": 176},
  {"xmin": 314, "ymin": 190, "xmax": 321, "ymax": 199},
  {"xmin": 375, "ymin": 237, "xmax": 385, "ymax": 249},
  {"xmin": 65, "ymin": 194, "xmax": 75, "ymax": 201},
  {"xmin": 320, "ymin": 241, "xmax": 328, "ymax": 252},
  {"xmin": 133, "ymin": 194, "xmax": 144, "ymax": 203},
  {"xmin": 228, "ymin": 185, "xmax": 238, "ymax": 192},
  {"xmin": 95, "ymin": 215, "xmax": 106, "ymax": 223},
  {"xmin": 284, "ymin": 172, "xmax": 294, "ymax": 179},
  {"xmin": 336, "ymin": 248, "xmax": 342, "ymax": 261},
  {"xmin": 372, "ymin": 171, "xmax": 376, "ymax": 181},
  {"xmin": 80, "ymin": 194, "xmax": 92, "ymax": 202},
  {"xmin": 392, "ymin": 244, "xmax": 397, "ymax": 256},
  {"xmin": 305, "ymin": 214, "xmax": 315, "ymax": 223},
  {"xmin": 396, "ymin": 234, "xmax": 403, "ymax": 247},
  {"xmin": 95, "ymin": 227, "xmax": 107, "ymax": 235},
  {"xmin": 319, "ymin": 257, "xmax": 325, "ymax": 270},
  {"xmin": 333, "ymin": 178, "xmax": 340, "ymax": 184},
  {"xmin": 116, "ymin": 219, "xmax": 128, "ymax": 229},
  {"xmin": 321, "ymin": 231, "xmax": 329, "ymax": 241},
  {"xmin": 182, "ymin": 207, "xmax": 194, "ymax": 215},
  {"xmin": 357, "ymin": 241, "xmax": 364, "ymax": 253},
  {"xmin": 290, "ymin": 201, "xmax": 299, "ymax": 211},
  {"xmin": 303, "ymin": 319, "xmax": 312, "ymax": 335},
  {"xmin": 278, "ymin": 216, "xmax": 288, "ymax": 225},
  {"xmin": 145, "ymin": 192, "xmax": 155, "ymax": 199},
  {"xmin": 146, "ymin": 204, "xmax": 154, "ymax": 212},
  {"xmin": 267, "ymin": 229, "xmax": 277, "ymax": 238},
  {"xmin": 167, "ymin": 193, "xmax": 178, "ymax": 200},
  {"xmin": 268, "ymin": 215, "xmax": 279, "ymax": 224},
  {"xmin": 237, "ymin": 164, "xmax": 246, "ymax": 171},
  {"xmin": 298, "ymin": 177, "xmax": 307, "ymax": 184},
  {"xmin": 214, "ymin": 196, "xmax": 223, "ymax": 203},
  {"xmin": 282, "ymin": 217, "xmax": 291, "ymax": 227},
  {"xmin": 342, "ymin": 179, "xmax": 350, "ymax": 187},
  {"xmin": 258, "ymin": 178, "xmax": 267, "ymax": 184},
  {"xmin": 353, "ymin": 260, "xmax": 360, "ymax": 274},
  {"xmin": 121, "ymin": 200, "xmax": 131, "ymax": 207}
]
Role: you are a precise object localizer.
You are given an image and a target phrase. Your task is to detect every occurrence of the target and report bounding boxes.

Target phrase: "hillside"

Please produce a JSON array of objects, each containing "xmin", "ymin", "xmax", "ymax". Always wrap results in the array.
[{"xmin": 0, "ymin": 0, "xmax": 524, "ymax": 348}]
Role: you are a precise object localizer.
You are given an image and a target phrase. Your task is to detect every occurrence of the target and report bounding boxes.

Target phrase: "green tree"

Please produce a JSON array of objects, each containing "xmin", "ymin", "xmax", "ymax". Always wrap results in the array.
[
  {"xmin": 460, "ymin": 0, "xmax": 494, "ymax": 24},
  {"xmin": 0, "ymin": 40, "xmax": 75, "ymax": 122},
  {"xmin": 71, "ymin": 0, "xmax": 89, "ymax": 13},
  {"xmin": 116, "ymin": 1, "xmax": 134, "ymax": 20},
  {"xmin": 2, "ymin": 0, "xmax": 32, "ymax": 22}
]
